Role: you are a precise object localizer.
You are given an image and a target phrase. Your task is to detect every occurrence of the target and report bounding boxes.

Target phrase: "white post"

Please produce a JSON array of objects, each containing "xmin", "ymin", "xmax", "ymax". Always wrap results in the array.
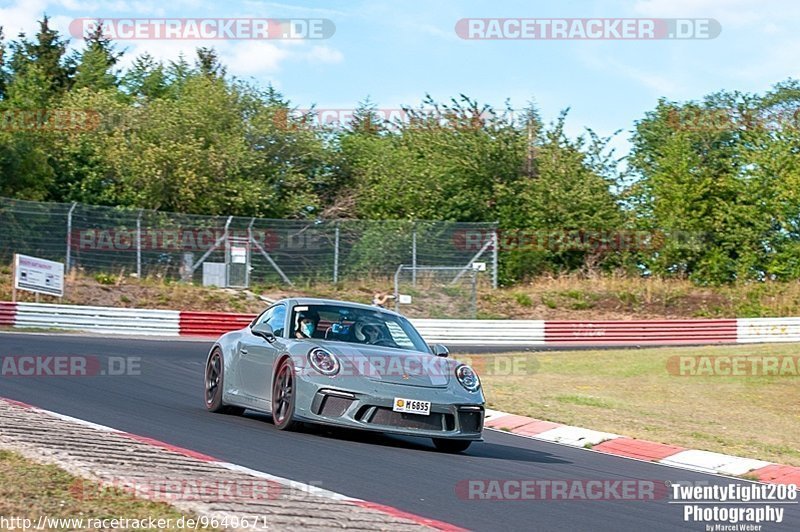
[
  {"xmin": 393, "ymin": 264, "xmax": 404, "ymax": 313},
  {"xmin": 333, "ymin": 223, "xmax": 340, "ymax": 284},
  {"xmin": 65, "ymin": 202, "xmax": 77, "ymax": 272},
  {"xmin": 136, "ymin": 209, "xmax": 143, "ymax": 278},
  {"xmin": 412, "ymin": 226, "xmax": 417, "ymax": 287},
  {"xmin": 492, "ymin": 225, "xmax": 499, "ymax": 289}
]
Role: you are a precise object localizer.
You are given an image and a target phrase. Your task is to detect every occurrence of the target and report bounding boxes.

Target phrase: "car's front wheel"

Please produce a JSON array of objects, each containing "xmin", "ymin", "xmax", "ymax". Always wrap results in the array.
[
  {"xmin": 272, "ymin": 358, "xmax": 301, "ymax": 431},
  {"xmin": 432, "ymin": 438, "xmax": 472, "ymax": 453},
  {"xmin": 205, "ymin": 348, "xmax": 245, "ymax": 415}
]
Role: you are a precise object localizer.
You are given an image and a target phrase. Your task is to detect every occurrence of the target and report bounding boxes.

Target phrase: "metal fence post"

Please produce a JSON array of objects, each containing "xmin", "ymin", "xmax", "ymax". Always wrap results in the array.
[
  {"xmin": 411, "ymin": 224, "xmax": 417, "ymax": 287},
  {"xmin": 472, "ymin": 268, "xmax": 478, "ymax": 319},
  {"xmin": 333, "ymin": 222, "xmax": 340, "ymax": 284},
  {"xmin": 492, "ymin": 224, "xmax": 499, "ymax": 289},
  {"xmin": 246, "ymin": 218, "xmax": 256, "ymax": 289},
  {"xmin": 393, "ymin": 264, "xmax": 404, "ymax": 313},
  {"xmin": 136, "ymin": 209, "xmax": 143, "ymax": 278},
  {"xmin": 65, "ymin": 202, "xmax": 77, "ymax": 272}
]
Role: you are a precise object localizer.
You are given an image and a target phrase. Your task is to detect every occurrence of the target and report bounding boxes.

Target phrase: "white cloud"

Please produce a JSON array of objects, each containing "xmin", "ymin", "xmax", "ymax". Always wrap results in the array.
[
  {"xmin": 302, "ymin": 45, "xmax": 343, "ymax": 64},
  {"xmin": 576, "ymin": 47, "xmax": 683, "ymax": 96},
  {"xmin": 0, "ymin": 0, "xmax": 50, "ymax": 37},
  {"xmin": 119, "ymin": 39, "xmax": 342, "ymax": 78},
  {"xmin": 116, "ymin": 40, "xmax": 199, "ymax": 69},
  {"xmin": 0, "ymin": 0, "xmax": 344, "ymax": 79},
  {"xmin": 221, "ymin": 41, "xmax": 290, "ymax": 74}
]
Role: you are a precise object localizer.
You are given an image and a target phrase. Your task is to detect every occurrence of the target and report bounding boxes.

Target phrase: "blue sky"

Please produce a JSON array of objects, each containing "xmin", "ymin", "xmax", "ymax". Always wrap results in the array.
[{"xmin": 2, "ymin": 0, "xmax": 799, "ymax": 154}]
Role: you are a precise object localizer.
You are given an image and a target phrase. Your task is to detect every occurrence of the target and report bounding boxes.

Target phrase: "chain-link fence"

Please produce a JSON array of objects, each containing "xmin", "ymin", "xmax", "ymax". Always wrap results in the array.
[
  {"xmin": 393, "ymin": 265, "xmax": 485, "ymax": 319},
  {"xmin": 0, "ymin": 197, "xmax": 498, "ymax": 289}
]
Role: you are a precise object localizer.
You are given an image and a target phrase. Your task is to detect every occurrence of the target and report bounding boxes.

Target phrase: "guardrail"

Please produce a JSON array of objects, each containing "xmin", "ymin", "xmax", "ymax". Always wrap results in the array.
[
  {"xmin": 737, "ymin": 318, "xmax": 800, "ymax": 343},
  {"xmin": 8, "ymin": 302, "xmax": 180, "ymax": 336},
  {"xmin": 545, "ymin": 319, "xmax": 737, "ymax": 345},
  {"xmin": 0, "ymin": 302, "xmax": 15, "ymax": 326},
  {"xmin": 2, "ymin": 302, "xmax": 800, "ymax": 347},
  {"xmin": 412, "ymin": 319, "xmax": 545, "ymax": 346},
  {"xmin": 180, "ymin": 311, "xmax": 254, "ymax": 336}
]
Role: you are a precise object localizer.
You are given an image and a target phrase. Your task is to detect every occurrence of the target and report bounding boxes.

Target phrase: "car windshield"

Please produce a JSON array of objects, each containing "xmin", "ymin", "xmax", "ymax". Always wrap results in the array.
[{"xmin": 290, "ymin": 304, "xmax": 429, "ymax": 352}]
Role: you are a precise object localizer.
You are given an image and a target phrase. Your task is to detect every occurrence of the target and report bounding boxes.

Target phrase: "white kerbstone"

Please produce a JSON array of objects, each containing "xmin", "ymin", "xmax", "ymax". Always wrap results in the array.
[
  {"xmin": 534, "ymin": 425, "xmax": 620, "ymax": 447},
  {"xmin": 483, "ymin": 409, "xmax": 511, "ymax": 422},
  {"xmin": 660, "ymin": 450, "xmax": 771, "ymax": 475}
]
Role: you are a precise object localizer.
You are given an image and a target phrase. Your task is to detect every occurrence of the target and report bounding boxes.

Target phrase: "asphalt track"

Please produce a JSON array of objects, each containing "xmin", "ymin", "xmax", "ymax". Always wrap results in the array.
[{"xmin": 0, "ymin": 332, "xmax": 797, "ymax": 532}]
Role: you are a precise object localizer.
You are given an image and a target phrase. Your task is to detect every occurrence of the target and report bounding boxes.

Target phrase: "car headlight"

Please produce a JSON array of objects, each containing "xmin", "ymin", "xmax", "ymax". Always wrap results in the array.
[
  {"xmin": 455, "ymin": 364, "xmax": 481, "ymax": 392},
  {"xmin": 308, "ymin": 348, "xmax": 340, "ymax": 376}
]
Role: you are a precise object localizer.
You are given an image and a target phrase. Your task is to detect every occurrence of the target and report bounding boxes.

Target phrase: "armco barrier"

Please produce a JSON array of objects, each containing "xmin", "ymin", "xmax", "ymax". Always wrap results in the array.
[
  {"xmin": 0, "ymin": 302, "xmax": 16, "ymax": 326},
  {"xmin": 412, "ymin": 319, "xmax": 545, "ymax": 346},
  {"xmin": 545, "ymin": 319, "xmax": 737, "ymax": 346},
  {"xmin": 180, "ymin": 311, "xmax": 254, "ymax": 336},
  {"xmin": 11, "ymin": 302, "xmax": 180, "ymax": 336},
  {"xmin": 737, "ymin": 317, "xmax": 800, "ymax": 343},
  {"xmin": 2, "ymin": 302, "xmax": 800, "ymax": 347}
]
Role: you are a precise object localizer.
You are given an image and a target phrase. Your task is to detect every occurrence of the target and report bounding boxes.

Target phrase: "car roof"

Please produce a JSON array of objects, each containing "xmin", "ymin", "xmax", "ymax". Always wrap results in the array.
[{"xmin": 281, "ymin": 297, "xmax": 403, "ymax": 318}]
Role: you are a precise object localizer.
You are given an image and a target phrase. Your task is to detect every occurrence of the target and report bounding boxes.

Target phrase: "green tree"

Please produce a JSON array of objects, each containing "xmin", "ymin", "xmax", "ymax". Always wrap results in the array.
[
  {"xmin": 73, "ymin": 22, "xmax": 122, "ymax": 91},
  {"xmin": 123, "ymin": 53, "xmax": 168, "ymax": 101},
  {"xmin": 627, "ymin": 86, "xmax": 800, "ymax": 284},
  {"xmin": 8, "ymin": 16, "xmax": 73, "ymax": 102}
]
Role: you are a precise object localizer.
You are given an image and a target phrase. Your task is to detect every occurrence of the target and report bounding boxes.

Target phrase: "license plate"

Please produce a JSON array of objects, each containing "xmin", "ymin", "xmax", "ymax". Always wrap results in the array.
[{"xmin": 393, "ymin": 398, "xmax": 431, "ymax": 416}]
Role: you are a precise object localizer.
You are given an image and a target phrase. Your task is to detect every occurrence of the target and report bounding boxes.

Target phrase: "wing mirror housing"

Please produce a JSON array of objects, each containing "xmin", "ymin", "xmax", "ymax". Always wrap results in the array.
[
  {"xmin": 252, "ymin": 323, "xmax": 277, "ymax": 343},
  {"xmin": 432, "ymin": 344, "xmax": 449, "ymax": 358}
]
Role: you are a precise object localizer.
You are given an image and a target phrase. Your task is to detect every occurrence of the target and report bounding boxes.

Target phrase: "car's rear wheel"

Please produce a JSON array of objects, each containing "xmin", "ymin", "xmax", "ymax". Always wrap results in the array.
[
  {"xmin": 432, "ymin": 438, "xmax": 472, "ymax": 453},
  {"xmin": 272, "ymin": 358, "xmax": 301, "ymax": 431},
  {"xmin": 205, "ymin": 349, "xmax": 245, "ymax": 415}
]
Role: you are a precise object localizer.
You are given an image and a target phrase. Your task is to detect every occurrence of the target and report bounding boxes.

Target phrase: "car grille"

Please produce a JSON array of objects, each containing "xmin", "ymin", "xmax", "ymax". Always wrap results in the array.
[
  {"xmin": 319, "ymin": 395, "xmax": 353, "ymax": 417},
  {"xmin": 458, "ymin": 410, "xmax": 483, "ymax": 433},
  {"xmin": 368, "ymin": 407, "xmax": 450, "ymax": 431}
]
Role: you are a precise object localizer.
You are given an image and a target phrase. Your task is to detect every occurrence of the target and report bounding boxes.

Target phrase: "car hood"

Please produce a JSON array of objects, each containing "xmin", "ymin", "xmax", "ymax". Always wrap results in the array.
[{"xmin": 318, "ymin": 342, "xmax": 453, "ymax": 388}]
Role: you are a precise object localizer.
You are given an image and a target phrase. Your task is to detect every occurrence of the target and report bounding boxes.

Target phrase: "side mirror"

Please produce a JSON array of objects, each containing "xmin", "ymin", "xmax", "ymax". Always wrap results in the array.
[
  {"xmin": 252, "ymin": 323, "xmax": 276, "ymax": 343},
  {"xmin": 432, "ymin": 344, "xmax": 449, "ymax": 358}
]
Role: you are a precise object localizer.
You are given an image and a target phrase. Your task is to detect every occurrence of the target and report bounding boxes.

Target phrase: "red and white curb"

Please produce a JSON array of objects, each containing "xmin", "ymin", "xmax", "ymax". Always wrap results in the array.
[
  {"xmin": 484, "ymin": 409, "xmax": 800, "ymax": 485},
  {"xmin": 0, "ymin": 397, "xmax": 464, "ymax": 532}
]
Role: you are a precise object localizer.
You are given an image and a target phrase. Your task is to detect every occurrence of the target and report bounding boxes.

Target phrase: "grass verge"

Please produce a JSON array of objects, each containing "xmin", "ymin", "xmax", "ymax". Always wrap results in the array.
[
  {"xmin": 479, "ymin": 342, "xmax": 800, "ymax": 466},
  {"xmin": 0, "ymin": 449, "xmax": 217, "ymax": 531}
]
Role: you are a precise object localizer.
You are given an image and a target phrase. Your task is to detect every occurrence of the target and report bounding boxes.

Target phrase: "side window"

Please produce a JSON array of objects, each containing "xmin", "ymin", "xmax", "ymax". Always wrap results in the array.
[
  {"xmin": 265, "ymin": 305, "xmax": 286, "ymax": 337},
  {"xmin": 386, "ymin": 321, "xmax": 414, "ymax": 349},
  {"xmin": 254, "ymin": 307, "xmax": 274, "ymax": 327}
]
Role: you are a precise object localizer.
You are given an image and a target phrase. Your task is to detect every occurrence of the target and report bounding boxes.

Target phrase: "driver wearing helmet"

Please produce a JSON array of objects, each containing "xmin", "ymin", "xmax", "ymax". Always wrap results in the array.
[
  {"xmin": 355, "ymin": 321, "xmax": 383, "ymax": 345},
  {"xmin": 295, "ymin": 310, "xmax": 320, "ymax": 339}
]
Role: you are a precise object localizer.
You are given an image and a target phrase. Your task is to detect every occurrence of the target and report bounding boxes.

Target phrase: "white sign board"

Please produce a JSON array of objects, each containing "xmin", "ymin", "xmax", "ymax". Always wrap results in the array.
[
  {"xmin": 398, "ymin": 294, "xmax": 412, "ymax": 304},
  {"xmin": 472, "ymin": 262, "xmax": 487, "ymax": 271},
  {"xmin": 231, "ymin": 246, "xmax": 247, "ymax": 264},
  {"xmin": 14, "ymin": 254, "xmax": 65, "ymax": 297}
]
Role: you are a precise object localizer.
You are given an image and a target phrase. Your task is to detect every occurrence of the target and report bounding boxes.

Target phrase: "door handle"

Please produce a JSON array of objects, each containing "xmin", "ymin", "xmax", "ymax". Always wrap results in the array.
[{"xmin": 240, "ymin": 348, "xmax": 248, "ymax": 355}]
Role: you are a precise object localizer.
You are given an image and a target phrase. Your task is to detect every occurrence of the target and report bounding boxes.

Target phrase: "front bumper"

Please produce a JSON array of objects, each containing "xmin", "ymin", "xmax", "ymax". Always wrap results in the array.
[{"xmin": 293, "ymin": 382, "xmax": 485, "ymax": 440}]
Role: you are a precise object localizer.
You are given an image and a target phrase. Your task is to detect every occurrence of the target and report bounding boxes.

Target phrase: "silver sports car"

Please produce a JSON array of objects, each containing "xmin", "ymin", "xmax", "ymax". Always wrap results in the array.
[{"xmin": 204, "ymin": 298, "xmax": 484, "ymax": 452}]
